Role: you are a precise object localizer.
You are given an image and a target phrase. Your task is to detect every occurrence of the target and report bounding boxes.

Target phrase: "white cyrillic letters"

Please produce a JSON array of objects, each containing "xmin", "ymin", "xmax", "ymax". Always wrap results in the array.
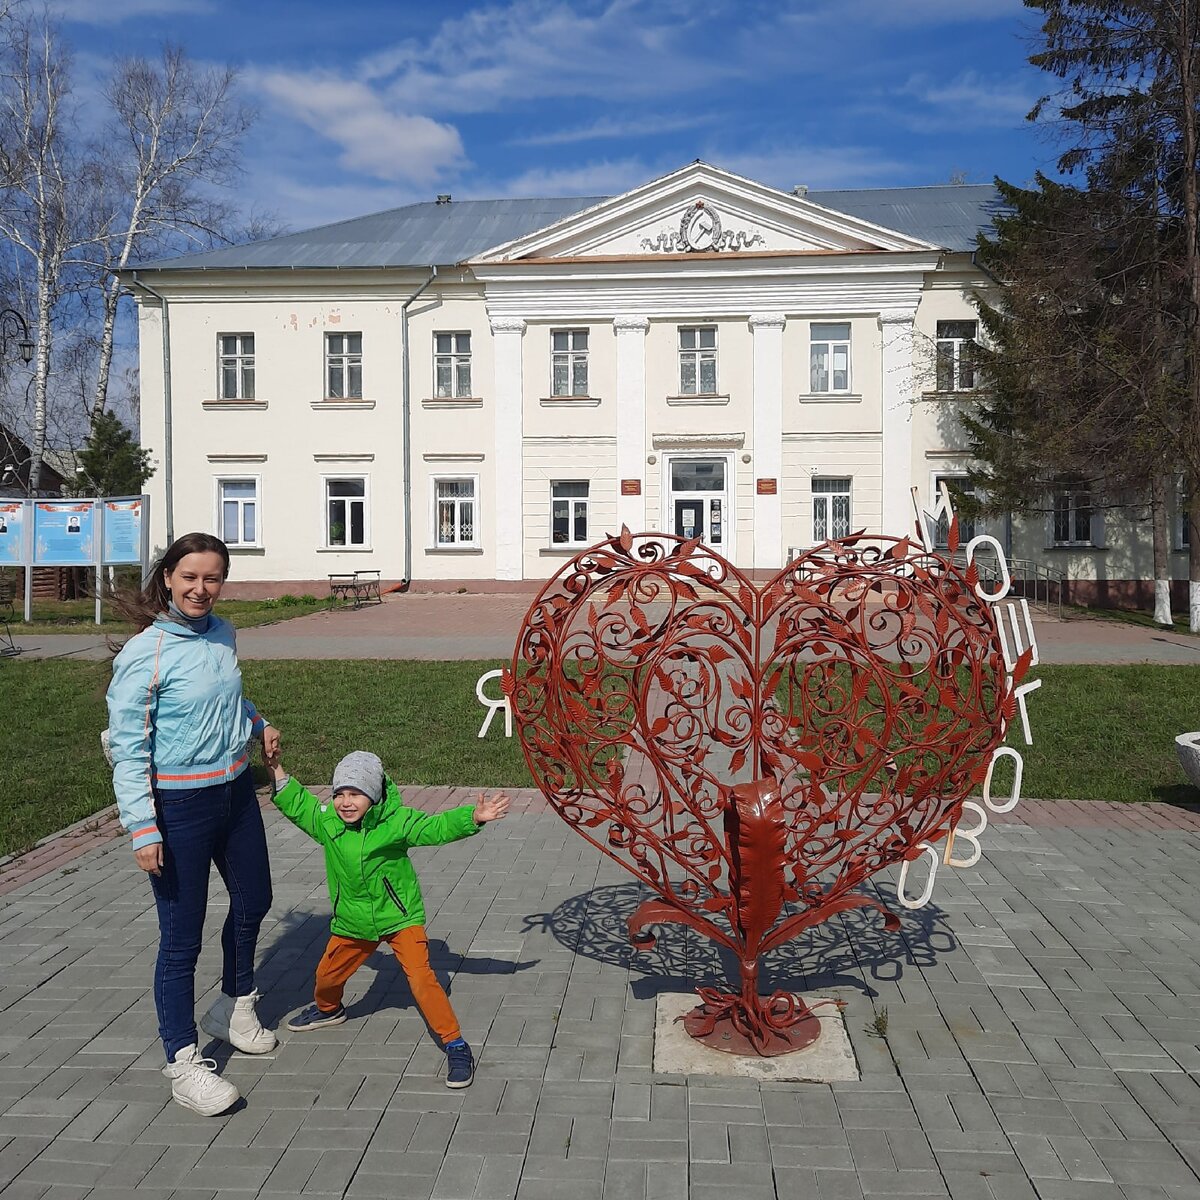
[
  {"xmin": 996, "ymin": 597, "xmax": 1039, "ymax": 672},
  {"xmin": 964, "ymin": 534, "xmax": 1012, "ymax": 602},
  {"xmin": 911, "ymin": 481, "xmax": 956, "ymax": 551},
  {"xmin": 897, "ymin": 843, "xmax": 939, "ymax": 909},
  {"xmin": 983, "ymin": 746, "xmax": 1024, "ymax": 814},
  {"xmin": 476, "ymin": 668, "xmax": 513, "ymax": 739},
  {"xmin": 944, "ymin": 800, "xmax": 988, "ymax": 868},
  {"xmin": 1012, "ymin": 678, "xmax": 1042, "ymax": 746}
]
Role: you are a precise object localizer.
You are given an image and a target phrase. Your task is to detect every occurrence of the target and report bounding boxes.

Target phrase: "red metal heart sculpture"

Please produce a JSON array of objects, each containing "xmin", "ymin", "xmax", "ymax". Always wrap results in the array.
[{"xmin": 507, "ymin": 527, "xmax": 1028, "ymax": 1055}]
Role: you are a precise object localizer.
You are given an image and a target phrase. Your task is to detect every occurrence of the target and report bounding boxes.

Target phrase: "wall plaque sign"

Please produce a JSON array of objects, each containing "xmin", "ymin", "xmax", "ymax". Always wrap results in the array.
[
  {"xmin": 620, "ymin": 479, "xmax": 642, "ymax": 495},
  {"xmin": 756, "ymin": 478, "xmax": 778, "ymax": 495}
]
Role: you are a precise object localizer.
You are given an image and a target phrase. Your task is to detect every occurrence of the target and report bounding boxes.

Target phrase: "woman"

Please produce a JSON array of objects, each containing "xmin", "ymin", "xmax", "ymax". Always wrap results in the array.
[{"xmin": 107, "ymin": 532, "xmax": 280, "ymax": 1116}]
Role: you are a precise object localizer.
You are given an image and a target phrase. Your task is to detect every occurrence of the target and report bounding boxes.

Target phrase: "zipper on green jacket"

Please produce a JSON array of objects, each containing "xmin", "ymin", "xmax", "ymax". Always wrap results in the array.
[
  {"xmin": 332, "ymin": 883, "xmax": 340, "ymax": 920},
  {"xmin": 383, "ymin": 877, "xmax": 408, "ymax": 915}
]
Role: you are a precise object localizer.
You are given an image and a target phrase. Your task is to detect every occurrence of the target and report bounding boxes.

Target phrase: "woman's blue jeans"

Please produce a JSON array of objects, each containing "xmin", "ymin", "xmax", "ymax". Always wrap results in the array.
[{"xmin": 149, "ymin": 768, "xmax": 272, "ymax": 1061}]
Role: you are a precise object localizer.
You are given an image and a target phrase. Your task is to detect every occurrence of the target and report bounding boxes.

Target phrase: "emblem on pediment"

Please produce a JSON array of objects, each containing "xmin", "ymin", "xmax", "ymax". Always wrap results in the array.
[{"xmin": 640, "ymin": 200, "xmax": 766, "ymax": 253}]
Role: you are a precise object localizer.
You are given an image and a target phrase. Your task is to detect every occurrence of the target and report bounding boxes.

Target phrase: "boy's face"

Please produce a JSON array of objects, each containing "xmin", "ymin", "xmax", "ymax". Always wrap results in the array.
[{"xmin": 333, "ymin": 787, "xmax": 372, "ymax": 823}]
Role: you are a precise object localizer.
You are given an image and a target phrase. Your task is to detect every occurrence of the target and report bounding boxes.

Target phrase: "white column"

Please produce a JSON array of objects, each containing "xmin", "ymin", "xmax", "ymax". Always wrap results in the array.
[
  {"xmin": 879, "ymin": 308, "xmax": 917, "ymax": 540},
  {"xmin": 750, "ymin": 312, "xmax": 785, "ymax": 569},
  {"xmin": 613, "ymin": 316, "xmax": 649, "ymax": 533},
  {"xmin": 489, "ymin": 315, "xmax": 526, "ymax": 580}
]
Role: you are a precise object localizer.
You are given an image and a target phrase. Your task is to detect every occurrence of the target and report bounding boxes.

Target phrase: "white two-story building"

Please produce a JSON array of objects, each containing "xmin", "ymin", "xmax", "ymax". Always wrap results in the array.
[{"xmin": 125, "ymin": 160, "xmax": 1173, "ymax": 603}]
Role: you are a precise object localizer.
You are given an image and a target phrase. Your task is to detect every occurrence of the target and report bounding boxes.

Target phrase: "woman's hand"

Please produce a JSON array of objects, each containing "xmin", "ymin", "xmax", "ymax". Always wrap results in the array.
[
  {"xmin": 262, "ymin": 725, "xmax": 281, "ymax": 762},
  {"xmin": 474, "ymin": 792, "xmax": 511, "ymax": 823},
  {"xmin": 134, "ymin": 843, "xmax": 163, "ymax": 876}
]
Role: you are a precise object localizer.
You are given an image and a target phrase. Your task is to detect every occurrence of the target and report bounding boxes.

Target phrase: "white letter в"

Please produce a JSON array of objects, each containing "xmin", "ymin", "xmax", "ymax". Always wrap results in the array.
[
  {"xmin": 475, "ymin": 668, "xmax": 513, "ymax": 739},
  {"xmin": 964, "ymin": 534, "xmax": 1012, "ymax": 602}
]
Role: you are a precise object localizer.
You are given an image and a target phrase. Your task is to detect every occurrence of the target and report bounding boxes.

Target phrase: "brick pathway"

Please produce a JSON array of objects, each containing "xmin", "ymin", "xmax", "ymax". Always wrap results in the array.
[{"xmin": 4, "ymin": 793, "xmax": 1200, "ymax": 1198}]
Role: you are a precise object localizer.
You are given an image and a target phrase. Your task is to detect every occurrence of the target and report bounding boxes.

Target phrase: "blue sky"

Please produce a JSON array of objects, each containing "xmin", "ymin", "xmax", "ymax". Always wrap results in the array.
[{"xmin": 54, "ymin": 0, "xmax": 1055, "ymax": 234}]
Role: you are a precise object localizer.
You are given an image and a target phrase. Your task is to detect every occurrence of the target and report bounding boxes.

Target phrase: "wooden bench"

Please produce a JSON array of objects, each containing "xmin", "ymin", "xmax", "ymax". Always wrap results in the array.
[{"xmin": 328, "ymin": 569, "xmax": 383, "ymax": 609}]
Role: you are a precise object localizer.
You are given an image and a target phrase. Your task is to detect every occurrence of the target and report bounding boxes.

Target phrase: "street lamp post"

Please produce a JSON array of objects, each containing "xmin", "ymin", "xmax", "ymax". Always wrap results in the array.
[{"xmin": 0, "ymin": 308, "xmax": 34, "ymax": 365}]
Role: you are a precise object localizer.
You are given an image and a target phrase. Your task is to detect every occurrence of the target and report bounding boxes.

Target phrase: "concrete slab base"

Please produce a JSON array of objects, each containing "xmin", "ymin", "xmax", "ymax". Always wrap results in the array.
[{"xmin": 653, "ymin": 993, "xmax": 860, "ymax": 1082}]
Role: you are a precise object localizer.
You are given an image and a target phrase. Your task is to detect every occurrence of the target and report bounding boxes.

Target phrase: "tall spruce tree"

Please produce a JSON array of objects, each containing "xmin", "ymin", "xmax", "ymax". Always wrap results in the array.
[
  {"xmin": 965, "ymin": 0, "xmax": 1200, "ymax": 625},
  {"xmin": 75, "ymin": 409, "xmax": 152, "ymax": 497}
]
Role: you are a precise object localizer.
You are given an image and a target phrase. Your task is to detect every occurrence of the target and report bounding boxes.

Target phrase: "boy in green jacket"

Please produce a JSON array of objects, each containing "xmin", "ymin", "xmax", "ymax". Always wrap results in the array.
[{"xmin": 269, "ymin": 750, "xmax": 509, "ymax": 1088}]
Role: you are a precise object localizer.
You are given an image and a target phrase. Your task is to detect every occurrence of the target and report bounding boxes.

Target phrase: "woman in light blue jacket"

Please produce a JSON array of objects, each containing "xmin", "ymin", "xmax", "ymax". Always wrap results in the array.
[{"xmin": 108, "ymin": 532, "xmax": 280, "ymax": 1116}]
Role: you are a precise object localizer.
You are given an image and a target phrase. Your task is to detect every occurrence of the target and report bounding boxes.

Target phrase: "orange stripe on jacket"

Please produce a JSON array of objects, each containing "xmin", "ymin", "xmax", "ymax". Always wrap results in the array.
[{"xmin": 155, "ymin": 752, "xmax": 249, "ymax": 783}]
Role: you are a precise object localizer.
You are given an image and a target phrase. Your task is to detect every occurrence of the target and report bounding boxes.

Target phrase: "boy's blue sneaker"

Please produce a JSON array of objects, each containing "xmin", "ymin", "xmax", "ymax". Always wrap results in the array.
[
  {"xmin": 286, "ymin": 1003, "xmax": 347, "ymax": 1032},
  {"xmin": 445, "ymin": 1038, "xmax": 474, "ymax": 1088}
]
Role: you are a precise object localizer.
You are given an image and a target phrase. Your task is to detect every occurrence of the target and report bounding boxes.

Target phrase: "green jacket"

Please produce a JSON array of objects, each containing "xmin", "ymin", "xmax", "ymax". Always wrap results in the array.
[{"xmin": 271, "ymin": 776, "xmax": 480, "ymax": 940}]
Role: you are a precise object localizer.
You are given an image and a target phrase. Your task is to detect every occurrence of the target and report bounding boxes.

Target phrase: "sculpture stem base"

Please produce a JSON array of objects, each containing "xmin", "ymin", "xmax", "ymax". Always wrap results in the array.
[{"xmin": 680, "ymin": 991, "xmax": 826, "ymax": 1057}]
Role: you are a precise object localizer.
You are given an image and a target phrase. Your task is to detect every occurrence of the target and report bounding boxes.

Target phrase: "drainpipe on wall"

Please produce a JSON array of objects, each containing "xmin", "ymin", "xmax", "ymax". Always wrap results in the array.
[
  {"xmin": 129, "ymin": 271, "xmax": 175, "ymax": 546},
  {"xmin": 401, "ymin": 267, "xmax": 438, "ymax": 589}
]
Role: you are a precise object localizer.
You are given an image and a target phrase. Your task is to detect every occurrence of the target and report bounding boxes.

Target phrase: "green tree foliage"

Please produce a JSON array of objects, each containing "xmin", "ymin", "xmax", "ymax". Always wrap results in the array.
[
  {"xmin": 75, "ymin": 410, "xmax": 152, "ymax": 497},
  {"xmin": 963, "ymin": 0, "xmax": 1200, "ymax": 624}
]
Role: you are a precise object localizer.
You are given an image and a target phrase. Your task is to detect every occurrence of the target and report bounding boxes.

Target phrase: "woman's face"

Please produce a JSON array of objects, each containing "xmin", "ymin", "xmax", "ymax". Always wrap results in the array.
[{"xmin": 164, "ymin": 550, "xmax": 226, "ymax": 619}]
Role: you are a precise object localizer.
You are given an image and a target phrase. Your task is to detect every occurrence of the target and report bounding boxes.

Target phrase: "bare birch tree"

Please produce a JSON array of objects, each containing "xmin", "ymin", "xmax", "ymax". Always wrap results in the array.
[
  {"xmin": 0, "ymin": 13, "xmax": 94, "ymax": 493},
  {"xmin": 88, "ymin": 45, "xmax": 252, "ymax": 423}
]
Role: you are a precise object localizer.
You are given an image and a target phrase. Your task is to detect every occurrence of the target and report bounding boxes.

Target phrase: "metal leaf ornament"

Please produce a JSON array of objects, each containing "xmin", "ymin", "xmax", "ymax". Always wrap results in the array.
[{"xmin": 507, "ymin": 528, "xmax": 1019, "ymax": 1055}]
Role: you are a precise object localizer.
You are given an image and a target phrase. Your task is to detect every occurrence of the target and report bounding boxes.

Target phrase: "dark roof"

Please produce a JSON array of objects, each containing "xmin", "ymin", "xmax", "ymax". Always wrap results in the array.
[
  {"xmin": 130, "ymin": 183, "xmax": 1000, "ymax": 273},
  {"xmin": 805, "ymin": 184, "xmax": 1000, "ymax": 253}
]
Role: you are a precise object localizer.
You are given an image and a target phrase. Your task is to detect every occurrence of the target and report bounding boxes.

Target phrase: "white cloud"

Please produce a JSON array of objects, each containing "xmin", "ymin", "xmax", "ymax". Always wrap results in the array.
[
  {"xmin": 510, "ymin": 113, "xmax": 714, "ymax": 148},
  {"xmin": 51, "ymin": 0, "xmax": 214, "ymax": 23},
  {"xmin": 243, "ymin": 174, "xmax": 424, "ymax": 231},
  {"xmin": 711, "ymin": 145, "xmax": 914, "ymax": 191},
  {"xmin": 482, "ymin": 157, "xmax": 655, "ymax": 198},
  {"xmin": 895, "ymin": 71, "xmax": 1035, "ymax": 129},
  {"xmin": 361, "ymin": 0, "xmax": 743, "ymax": 115},
  {"xmin": 254, "ymin": 70, "xmax": 466, "ymax": 185},
  {"xmin": 779, "ymin": 0, "xmax": 1024, "ymax": 28}
]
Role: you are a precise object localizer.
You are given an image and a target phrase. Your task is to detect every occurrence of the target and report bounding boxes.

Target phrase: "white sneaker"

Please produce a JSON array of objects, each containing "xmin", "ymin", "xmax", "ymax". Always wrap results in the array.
[
  {"xmin": 162, "ymin": 1045, "xmax": 239, "ymax": 1116},
  {"xmin": 200, "ymin": 988, "xmax": 277, "ymax": 1054}
]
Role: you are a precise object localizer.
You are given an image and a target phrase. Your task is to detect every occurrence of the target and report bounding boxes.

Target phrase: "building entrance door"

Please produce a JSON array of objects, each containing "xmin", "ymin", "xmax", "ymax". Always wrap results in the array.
[{"xmin": 668, "ymin": 456, "xmax": 728, "ymax": 549}]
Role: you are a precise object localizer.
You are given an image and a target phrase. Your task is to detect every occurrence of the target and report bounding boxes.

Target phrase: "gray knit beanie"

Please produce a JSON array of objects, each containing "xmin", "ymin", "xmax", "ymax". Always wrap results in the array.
[{"xmin": 332, "ymin": 751, "xmax": 384, "ymax": 805}]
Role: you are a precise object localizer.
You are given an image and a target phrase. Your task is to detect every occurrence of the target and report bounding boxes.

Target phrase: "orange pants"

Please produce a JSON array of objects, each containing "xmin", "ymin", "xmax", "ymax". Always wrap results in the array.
[{"xmin": 313, "ymin": 926, "xmax": 460, "ymax": 1044}]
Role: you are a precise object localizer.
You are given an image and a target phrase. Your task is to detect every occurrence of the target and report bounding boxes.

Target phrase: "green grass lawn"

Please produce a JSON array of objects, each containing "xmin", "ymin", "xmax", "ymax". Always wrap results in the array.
[
  {"xmin": 5, "ymin": 595, "xmax": 337, "ymax": 633},
  {"xmin": 1, "ymin": 659, "xmax": 1197, "ymax": 860}
]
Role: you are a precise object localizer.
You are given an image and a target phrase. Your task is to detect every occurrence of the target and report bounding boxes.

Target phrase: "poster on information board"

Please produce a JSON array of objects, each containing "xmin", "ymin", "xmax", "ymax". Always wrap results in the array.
[
  {"xmin": 34, "ymin": 501, "xmax": 96, "ymax": 565},
  {"xmin": 103, "ymin": 497, "xmax": 144, "ymax": 564},
  {"xmin": 0, "ymin": 501, "xmax": 24, "ymax": 564}
]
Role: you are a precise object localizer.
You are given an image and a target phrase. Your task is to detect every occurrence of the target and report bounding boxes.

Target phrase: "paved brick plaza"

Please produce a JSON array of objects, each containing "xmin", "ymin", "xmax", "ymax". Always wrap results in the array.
[{"xmin": 3, "ymin": 788, "xmax": 1200, "ymax": 1199}]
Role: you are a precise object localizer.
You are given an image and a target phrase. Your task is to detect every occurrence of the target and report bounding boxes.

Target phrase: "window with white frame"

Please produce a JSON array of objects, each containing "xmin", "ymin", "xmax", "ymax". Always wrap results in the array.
[
  {"xmin": 932, "ymin": 475, "xmax": 976, "ymax": 549},
  {"xmin": 551, "ymin": 330, "xmax": 589, "ymax": 396},
  {"xmin": 434, "ymin": 476, "xmax": 477, "ymax": 547},
  {"xmin": 216, "ymin": 478, "xmax": 258, "ymax": 546},
  {"xmin": 550, "ymin": 480, "xmax": 589, "ymax": 545},
  {"xmin": 809, "ymin": 323, "xmax": 851, "ymax": 393},
  {"xmin": 936, "ymin": 320, "xmax": 978, "ymax": 392},
  {"xmin": 1051, "ymin": 486, "xmax": 1093, "ymax": 546},
  {"xmin": 325, "ymin": 333, "xmax": 362, "ymax": 399},
  {"xmin": 218, "ymin": 334, "xmax": 255, "ymax": 400},
  {"xmin": 812, "ymin": 477, "xmax": 852, "ymax": 542},
  {"xmin": 678, "ymin": 326, "xmax": 717, "ymax": 395},
  {"xmin": 435, "ymin": 333, "xmax": 472, "ymax": 398},
  {"xmin": 324, "ymin": 477, "xmax": 368, "ymax": 548}
]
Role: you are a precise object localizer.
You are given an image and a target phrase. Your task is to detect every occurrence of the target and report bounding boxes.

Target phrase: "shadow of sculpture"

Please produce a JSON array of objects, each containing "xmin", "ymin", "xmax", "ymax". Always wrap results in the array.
[{"xmin": 525, "ymin": 881, "xmax": 954, "ymax": 1004}]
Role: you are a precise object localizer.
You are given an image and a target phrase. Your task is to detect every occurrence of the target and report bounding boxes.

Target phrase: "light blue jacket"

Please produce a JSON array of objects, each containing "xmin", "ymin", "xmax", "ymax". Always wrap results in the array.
[{"xmin": 106, "ymin": 615, "xmax": 267, "ymax": 849}]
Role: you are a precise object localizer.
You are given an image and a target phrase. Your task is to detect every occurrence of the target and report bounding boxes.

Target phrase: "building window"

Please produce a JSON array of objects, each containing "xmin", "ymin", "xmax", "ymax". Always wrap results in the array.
[
  {"xmin": 810, "ymin": 323, "xmax": 851, "ymax": 393},
  {"xmin": 325, "ymin": 477, "xmax": 368, "ymax": 548},
  {"xmin": 434, "ymin": 476, "xmax": 477, "ymax": 547},
  {"xmin": 932, "ymin": 475, "xmax": 976, "ymax": 549},
  {"xmin": 216, "ymin": 478, "xmax": 258, "ymax": 546},
  {"xmin": 936, "ymin": 320, "xmax": 978, "ymax": 392},
  {"xmin": 218, "ymin": 334, "xmax": 254, "ymax": 400},
  {"xmin": 435, "ymin": 333, "xmax": 472, "ymax": 398},
  {"xmin": 326, "ymin": 333, "xmax": 362, "ymax": 399},
  {"xmin": 678, "ymin": 326, "xmax": 717, "ymax": 395},
  {"xmin": 552, "ymin": 330, "xmax": 589, "ymax": 396},
  {"xmin": 1052, "ymin": 487, "xmax": 1093, "ymax": 546},
  {"xmin": 550, "ymin": 480, "xmax": 589, "ymax": 545},
  {"xmin": 812, "ymin": 477, "xmax": 852, "ymax": 542}
]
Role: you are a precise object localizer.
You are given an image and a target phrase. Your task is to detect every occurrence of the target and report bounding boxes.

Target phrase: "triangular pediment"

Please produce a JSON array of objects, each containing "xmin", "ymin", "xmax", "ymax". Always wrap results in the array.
[{"xmin": 472, "ymin": 161, "xmax": 937, "ymax": 262}]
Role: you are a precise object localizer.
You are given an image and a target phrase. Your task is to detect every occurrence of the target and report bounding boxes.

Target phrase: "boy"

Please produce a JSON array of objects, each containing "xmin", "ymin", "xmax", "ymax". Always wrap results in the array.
[{"xmin": 268, "ymin": 749, "xmax": 509, "ymax": 1088}]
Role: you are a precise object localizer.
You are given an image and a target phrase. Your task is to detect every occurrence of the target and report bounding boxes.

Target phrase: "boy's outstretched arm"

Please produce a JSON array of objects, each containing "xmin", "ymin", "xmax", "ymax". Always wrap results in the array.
[
  {"xmin": 268, "ymin": 760, "xmax": 328, "ymax": 843},
  {"xmin": 394, "ymin": 789, "xmax": 510, "ymax": 846}
]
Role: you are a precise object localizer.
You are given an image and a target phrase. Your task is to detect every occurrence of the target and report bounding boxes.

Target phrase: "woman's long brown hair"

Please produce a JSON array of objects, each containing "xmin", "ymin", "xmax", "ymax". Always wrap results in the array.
[{"xmin": 112, "ymin": 532, "xmax": 231, "ymax": 634}]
